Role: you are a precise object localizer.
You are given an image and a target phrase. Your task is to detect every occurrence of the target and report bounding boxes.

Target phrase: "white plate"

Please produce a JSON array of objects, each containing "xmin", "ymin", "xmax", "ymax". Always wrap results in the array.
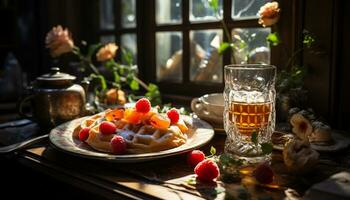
[
  {"xmin": 49, "ymin": 115, "xmax": 215, "ymax": 163},
  {"xmin": 310, "ymin": 131, "xmax": 350, "ymax": 152}
]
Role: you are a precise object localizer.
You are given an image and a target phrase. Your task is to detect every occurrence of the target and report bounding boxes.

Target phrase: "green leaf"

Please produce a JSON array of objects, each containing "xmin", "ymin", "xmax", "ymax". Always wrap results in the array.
[
  {"xmin": 210, "ymin": 146, "xmax": 217, "ymax": 156},
  {"xmin": 185, "ymin": 177, "xmax": 196, "ymax": 185},
  {"xmin": 303, "ymin": 34, "xmax": 315, "ymax": 48},
  {"xmin": 147, "ymin": 83, "xmax": 158, "ymax": 92},
  {"xmin": 239, "ymin": 41, "xmax": 247, "ymax": 49},
  {"xmin": 266, "ymin": 32, "xmax": 280, "ymax": 46},
  {"xmin": 122, "ymin": 48, "xmax": 133, "ymax": 66},
  {"xmin": 145, "ymin": 83, "xmax": 161, "ymax": 105},
  {"xmin": 113, "ymin": 71, "xmax": 121, "ymax": 83},
  {"xmin": 178, "ymin": 107, "xmax": 189, "ymax": 115},
  {"xmin": 104, "ymin": 59, "xmax": 116, "ymax": 70},
  {"xmin": 159, "ymin": 103, "xmax": 172, "ymax": 113},
  {"xmin": 251, "ymin": 130, "xmax": 258, "ymax": 145},
  {"xmin": 208, "ymin": 0, "xmax": 219, "ymax": 13},
  {"xmin": 214, "ymin": 188, "xmax": 225, "ymax": 195},
  {"xmin": 218, "ymin": 42, "xmax": 230, "ymax": 54},
  {"xmin": 261, "ymin": 143, "xmax": 273, "ymax": 155},
  {"xmin": 219, "ymin": 154, "xmax": 243, "ymax": 166},
  {"xmin": 129, "ymin": 79, "xmax": 139, "ymax": 91},
  {"xmin": 97, "ymin": 75, "xmax": 107, "ymax": 90}
]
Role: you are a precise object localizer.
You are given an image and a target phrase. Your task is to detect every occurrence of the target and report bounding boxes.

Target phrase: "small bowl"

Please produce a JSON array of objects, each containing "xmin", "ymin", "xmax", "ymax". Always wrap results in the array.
[{"xmin": 191, "ymin": 93, "xmax": 224, "ymax": 125}]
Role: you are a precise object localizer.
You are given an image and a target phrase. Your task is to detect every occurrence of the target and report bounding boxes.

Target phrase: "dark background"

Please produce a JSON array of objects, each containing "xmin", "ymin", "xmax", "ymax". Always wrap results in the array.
[{"xmin": 0, "ymin": 0, "xmax": 349, "ymax": 131}]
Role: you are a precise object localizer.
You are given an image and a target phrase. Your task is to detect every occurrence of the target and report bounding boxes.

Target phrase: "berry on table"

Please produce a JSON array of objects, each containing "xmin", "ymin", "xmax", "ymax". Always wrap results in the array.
[
  {"xmin": 167, "ymin": 108, "xmax": 180, "ymax": 124},
  {"xmin": 99, "ymin": 121, "xmax": 117, "ymax": 135},
  {"xmin": 187, "ymin": 150, "xmax": 205, "ymax": 167},
  {"xmin": 135, "ymin": 98, "xmax": 151, "ymax": 113},
  {"xmin": 253, "ymin": 162, "xmax": 274, "ymax": 184},
  {"xmin": 79, "ymin": 127, "xmax": 90, "ymax": 142},
  {"xmin": 110, "ymin": 135, "xmax": 127, "ymax": 154},
  {"xmin": 194, "ymin": 159, "xmax": 220, "ymax": 182}
]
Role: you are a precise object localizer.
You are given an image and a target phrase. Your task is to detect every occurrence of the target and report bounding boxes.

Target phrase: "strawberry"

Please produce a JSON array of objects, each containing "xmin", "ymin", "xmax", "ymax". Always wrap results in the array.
[
  {"xmin": 135, "ymin": 98, "xmax": 151, "ymax": 113},
  {"xmin": 79, "ymin": 127, "xmax": 90, "ymax": 142},
  {"xmin": 187, "ymin": 150, "xmax": 205, "ymax": 167},
  {"xmin": 110, "ymin": 135, "xmax": 127, "ymax": 154},
  {"xmin": 194, "ymin": 159, "xmax": 220, "ymax": 182},
  {"xmin": 99, "ymin": 121, "xmax": 117, "ymax": 135},
  {"xmin": 253, "ymin": 162, "xmax": 274, "ymax": 184}
]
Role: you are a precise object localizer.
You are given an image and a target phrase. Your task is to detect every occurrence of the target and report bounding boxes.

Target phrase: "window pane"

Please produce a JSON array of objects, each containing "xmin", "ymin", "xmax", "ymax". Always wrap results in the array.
[
  {"xmin": 190, "ymin": 0, "xmax": 223, "ymax": 22},
  {"xmin": 121, "ymin": 34, "xmax": 137, "ymax": 64},
  {"xmin": 100, "ymin": 35, "xmax": 116, "ymax": 43},
  {"xmin": 232, "ymin": 0, "xmax": 271, "ymax": 20},
  {"xmin": 190, "ymin": 29, "xmax": 223, "ymax": 83},
  {"xmin": 121, "ymin": 0, "xmax": 136, "ymax": 28},
  {"xmin": 156, "ymin": 0, "xmax": 182, "ymax": 24},
  {"xmin": 100, "ymin": 0, "xmax": 115, "ymax": 30},
  {"xmin": 231, "ymin": 28, "xmax": 271, "ymax": 64},
  {"xmin": 156, "ymin": 32, "xmax": 182, "ymax": 82}
]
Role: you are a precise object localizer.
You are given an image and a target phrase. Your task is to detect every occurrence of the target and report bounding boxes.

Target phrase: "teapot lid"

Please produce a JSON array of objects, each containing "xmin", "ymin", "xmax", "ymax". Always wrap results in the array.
[{"xmin": 37, "ymin": 67, "xmax": 76, "ymax": 88}]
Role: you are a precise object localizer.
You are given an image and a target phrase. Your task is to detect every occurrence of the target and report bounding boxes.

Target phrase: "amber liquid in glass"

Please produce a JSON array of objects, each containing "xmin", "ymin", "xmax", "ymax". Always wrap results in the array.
[{"xmin": 228, "ymin": 101, "xmax": 272, "ymax": 136}]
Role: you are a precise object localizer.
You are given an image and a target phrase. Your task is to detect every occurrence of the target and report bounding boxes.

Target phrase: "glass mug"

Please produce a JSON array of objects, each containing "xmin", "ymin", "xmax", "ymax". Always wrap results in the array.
[{"xmin": 223, "ymin": 64, "xmax": 276, "ymax": 162}]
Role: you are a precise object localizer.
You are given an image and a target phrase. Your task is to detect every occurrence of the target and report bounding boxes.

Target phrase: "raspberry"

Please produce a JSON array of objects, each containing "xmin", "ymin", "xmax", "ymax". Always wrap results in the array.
[
  {"xmin": 253, "ymin": 162, "xmax": 274, "ymax": 184},
  {"xmin": 79, "ymin": 127, "xmax": 90, "ymax": 142},
  {"xmin": 135, "ymin": 98, "xmax": 151, "ymax": 113},
  {"xmin": 167, "ymin": 108, "xmax": 180, "ymax": 124},
  {"xmin": 110, "ymin": 135, "xmax": 127, "ymax": 154},
  {"xmin": 187, "ymin": 150, "xmax": 205, "ymax": 167},
  {"xmin": 99, "ymin": 121, "xmax": 117, "ymax": 135},
  {"xmin": 194, "ymin": 159, "xmax": 220, "ymax": 182}
]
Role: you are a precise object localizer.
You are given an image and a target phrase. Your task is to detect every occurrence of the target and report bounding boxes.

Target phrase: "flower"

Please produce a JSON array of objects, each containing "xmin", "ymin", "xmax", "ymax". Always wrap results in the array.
[
  {"xmin": 96, "ymin": 43, "xmax": 119, "ymax": 62},
  {"xmin": 258, "ymin": 2, "xmax": 280, "ymax": 27},
  {"xmin": 45, "ymin": 25, "xmax": 161, "ymax": 108},
  {"xmin": 105, "ymin": 88, "xmax": 126, "ymax": 105},
  {"xmin": 45, "ymin": 25, "xmax": 74, "ymax": 57}
]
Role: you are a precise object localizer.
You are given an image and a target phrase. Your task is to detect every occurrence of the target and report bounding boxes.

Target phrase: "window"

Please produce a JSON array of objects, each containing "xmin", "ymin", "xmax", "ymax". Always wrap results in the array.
[
  {"xmin": 99, "ymin": 0, "xmax": 274, "ymax": 99},
  {"xmin": 155, "ymin": 0, "xmax": 273, "ymax": 98},
  {"xmin": 99, "ymin": 0, "xmax": 137, "ymax": 65}
]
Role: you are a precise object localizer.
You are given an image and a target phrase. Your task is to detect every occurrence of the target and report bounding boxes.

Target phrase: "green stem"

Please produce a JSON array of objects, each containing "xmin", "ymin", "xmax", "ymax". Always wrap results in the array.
[
  {"xmin": 285, "ymin": 47, "xmax": 305, "ymax": 71},
  {"xmin": 87, "ymin": 62, "xmax": 100, "ymax": 75},
  {"xmin": 217, "ymin": 14, "xmax": 237, "ymax": 64},
  {"xmin": 72, "ymin": 46, "xmax": 100, "ymax": 75},
  {"xmin": 133, "ymin": 76, "xmax": 149, "ymax": 91}
]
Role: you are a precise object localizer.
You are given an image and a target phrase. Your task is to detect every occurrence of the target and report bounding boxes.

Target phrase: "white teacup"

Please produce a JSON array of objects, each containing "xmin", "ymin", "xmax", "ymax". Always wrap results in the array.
[{"xmin": 191, "ymin": 93, "xmax": 224, "ymax": 125}]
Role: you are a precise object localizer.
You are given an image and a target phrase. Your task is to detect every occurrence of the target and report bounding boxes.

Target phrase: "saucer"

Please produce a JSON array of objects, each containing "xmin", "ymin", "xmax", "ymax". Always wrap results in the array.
[{"xmin": 191, "ymin": 113, "xmax": 225, "ymax": 134}]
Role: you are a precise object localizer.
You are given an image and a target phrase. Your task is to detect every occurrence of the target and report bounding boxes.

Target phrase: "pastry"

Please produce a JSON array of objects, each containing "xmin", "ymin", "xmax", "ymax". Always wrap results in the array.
[
  {"xmin": 309, "ymin": 121, "xmax": 333, "ymax": 145},
  {"xmin": 74, "ymin": 98, "xmax": 190, "ymax": 154},
  {"xmin": 290, "ymin": 113, "xmax": 313, "ymax": 142},
  {"xmin": 283, "ymin": 139, "xmax": 319, "ymax": 173}
]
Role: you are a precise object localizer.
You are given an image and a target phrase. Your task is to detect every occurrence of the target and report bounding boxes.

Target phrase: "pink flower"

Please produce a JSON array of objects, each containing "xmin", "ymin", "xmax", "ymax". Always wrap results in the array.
[
  {"xmin": 45, "ymin": 25, "xmax": 74, "ymax": 57},
  {"xmin": 96, "ymin": 43, "xmax": 119, "ymax": 62},
  {"xmin": 258, "ymin": 2, "xmax": 280, "ymax": 27}
]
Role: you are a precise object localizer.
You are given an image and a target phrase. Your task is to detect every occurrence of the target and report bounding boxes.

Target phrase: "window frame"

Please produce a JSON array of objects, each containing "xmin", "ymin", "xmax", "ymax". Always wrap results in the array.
[
  {"xmin": 98, "ymin": 0, "xmax": 138, "ymax": 62},
  {"xmin": 98, "ymin": 0, "xmax": 292, "ymax": 102}
]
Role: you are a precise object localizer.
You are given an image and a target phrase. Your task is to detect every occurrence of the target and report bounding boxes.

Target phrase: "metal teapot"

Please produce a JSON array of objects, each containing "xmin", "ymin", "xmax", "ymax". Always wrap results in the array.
[{"xmin": 19, "ymin": 67, "xmax": 86, "ymax": 129}]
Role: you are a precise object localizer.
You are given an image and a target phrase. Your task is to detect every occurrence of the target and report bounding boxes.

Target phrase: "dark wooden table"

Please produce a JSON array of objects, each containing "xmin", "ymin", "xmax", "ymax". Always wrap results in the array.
[{"xmin": 1, "ymin": 121, "xmax": 350, "ymax": 200}]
